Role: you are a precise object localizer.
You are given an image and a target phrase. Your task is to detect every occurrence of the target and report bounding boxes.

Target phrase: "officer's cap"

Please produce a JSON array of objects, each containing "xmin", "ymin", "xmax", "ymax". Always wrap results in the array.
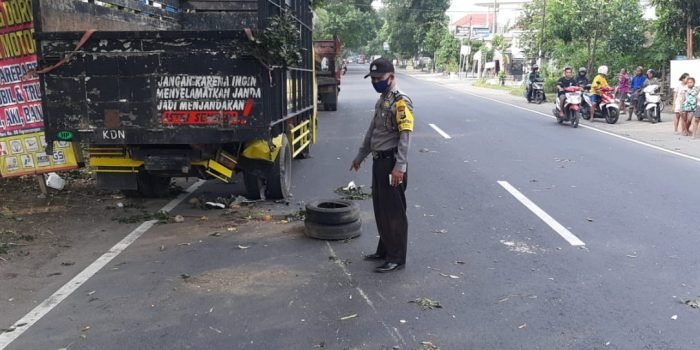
[{"xmin": 364, "ymin": 58, "xmax": 395, "ymax": 79}]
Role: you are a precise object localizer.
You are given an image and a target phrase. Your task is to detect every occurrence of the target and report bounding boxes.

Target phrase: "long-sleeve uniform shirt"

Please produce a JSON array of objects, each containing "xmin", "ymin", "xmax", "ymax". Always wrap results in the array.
[{"xmin": 355, "ymin": 87, "xmax": 414, "ymax": 172}]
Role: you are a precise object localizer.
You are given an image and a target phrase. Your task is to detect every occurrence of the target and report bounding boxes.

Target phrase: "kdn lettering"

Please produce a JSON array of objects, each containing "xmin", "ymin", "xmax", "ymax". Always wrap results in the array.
[{"xmin": 103, "ymin": 130, "xmax": 125, "ymax": 140}]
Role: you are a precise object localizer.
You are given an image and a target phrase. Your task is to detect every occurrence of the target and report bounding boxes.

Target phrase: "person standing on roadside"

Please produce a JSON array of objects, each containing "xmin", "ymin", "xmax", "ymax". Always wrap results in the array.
[
  {"xmin": 616, "ymin": 68, "xmax": 630, "ymax": 101},
  {"xmin": 674, "ymin": 73, "xmax": 690, "ymax": 134},
  {"xmin": 629, "ymin": 66, "xmax": 647, "ymax": 120},
  {"xmin": 351, "ymin": 58, "xmax": 414, "ymax": 273},
  {"xmin": 682, "ymin": 78, "xmax": 698, "ymax": 138}
]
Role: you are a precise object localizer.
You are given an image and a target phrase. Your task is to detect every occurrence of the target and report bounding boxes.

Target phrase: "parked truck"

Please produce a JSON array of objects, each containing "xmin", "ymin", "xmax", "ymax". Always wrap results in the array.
[
  {"xmin": 32, "ymin": 0, "xmax": 316, "ymax": 199},
  {"xmin": 313, "ymin": 36, "xmax": 342, "ymax": 111}
]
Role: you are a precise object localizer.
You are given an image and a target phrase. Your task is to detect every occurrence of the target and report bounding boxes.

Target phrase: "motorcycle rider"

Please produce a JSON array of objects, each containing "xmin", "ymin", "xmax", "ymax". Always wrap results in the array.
[
  {"xmin": 629, "ymin": 66, "xmax": 647, "ymax": 120},
  {"xmin": 576, "ymin": 67, "xmax": 590, "ymax": 87},
  {"xmin": 636, "ymin": 69, "xmax": 659, "ymax": 115},
  {"xmin": 557, "ymin": 67, "xmax": 578, "ymax": 117},
  {"xmin": 526, "ymin": 64, "xmax": 542, "ymax": 102},
  {"xmin": 589, "ymin": 65, "xmax": 610, "ymax": 122}
]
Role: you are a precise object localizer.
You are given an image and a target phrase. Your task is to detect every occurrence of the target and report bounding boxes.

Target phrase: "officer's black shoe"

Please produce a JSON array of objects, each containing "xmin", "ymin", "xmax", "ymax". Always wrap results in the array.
[
  {"xmin": 363, "ymin": 253, "xmax": 385, "ymax": 261},
  {"xmin": 374, "ymin": 262, "xmax": 404, "ymax": 273}
]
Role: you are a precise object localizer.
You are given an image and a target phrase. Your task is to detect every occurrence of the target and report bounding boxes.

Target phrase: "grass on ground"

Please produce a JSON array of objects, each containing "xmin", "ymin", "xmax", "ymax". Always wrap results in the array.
[{"xmin": 473, "ymin": 80, "xmax": 523, "ymax": 95}]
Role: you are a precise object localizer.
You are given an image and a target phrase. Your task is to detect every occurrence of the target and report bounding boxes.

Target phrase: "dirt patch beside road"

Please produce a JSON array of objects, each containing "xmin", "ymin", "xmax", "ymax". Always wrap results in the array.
[{"xmin": 183, "ymin": 264, "xmax": 312, "ymax": 296}]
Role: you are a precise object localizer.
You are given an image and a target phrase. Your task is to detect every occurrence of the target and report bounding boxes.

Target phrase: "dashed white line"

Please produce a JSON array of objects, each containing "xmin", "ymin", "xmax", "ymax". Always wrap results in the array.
[
  {"xmin": 0, "ymin": 180, "xmax": 206, "ymax": 350},
  {"xmin": 429, "ymin": 123, "xmax": 452, "ymax": 139},
  {"xmin": 498, "ymin": 181, "xmax": 585, "ymax": 246}
]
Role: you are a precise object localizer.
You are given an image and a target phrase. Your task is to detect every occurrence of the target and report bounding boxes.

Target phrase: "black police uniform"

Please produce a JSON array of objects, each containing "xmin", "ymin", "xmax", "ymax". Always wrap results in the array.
[{"xmin": 355, "ymin": 59, "xmax": 414, "ymax": 269}]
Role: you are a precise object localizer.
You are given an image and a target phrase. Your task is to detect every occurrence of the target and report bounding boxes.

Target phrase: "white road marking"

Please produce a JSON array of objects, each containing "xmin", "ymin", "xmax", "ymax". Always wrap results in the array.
[
  {"xmin": 0, "ymin": 180, "xmax": 206, "ymax": 349},
  {"xmin": 326, "ymin": 242, "xmax": 405, "ymax": 346},
  {"xmin": 498, "ymin": 181, "xmax": 585, "ymax": 246},
  {"xmin": 429, "ymin": 123, "xmax": 452, "ymax": 139},
  {"xmin": 435, "ymin": 83, "xmax": 700, "ymax": 164}
]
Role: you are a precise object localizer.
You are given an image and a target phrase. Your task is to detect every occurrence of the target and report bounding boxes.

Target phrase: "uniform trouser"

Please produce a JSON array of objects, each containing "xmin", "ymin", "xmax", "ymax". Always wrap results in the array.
[{"xmin": 371, "ymin": 156, "xmax": 408, "ymax": 265}]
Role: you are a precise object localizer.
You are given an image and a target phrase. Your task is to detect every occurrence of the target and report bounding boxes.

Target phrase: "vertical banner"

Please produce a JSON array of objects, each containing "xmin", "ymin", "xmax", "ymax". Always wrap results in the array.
[{"xmin": 0, "ymin": 0, "xmax": 79, "ymax": 177}]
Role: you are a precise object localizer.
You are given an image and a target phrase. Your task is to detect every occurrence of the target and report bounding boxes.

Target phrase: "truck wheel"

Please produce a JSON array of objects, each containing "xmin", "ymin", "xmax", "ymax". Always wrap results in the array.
[
  {"xmin": 266, "ymin": 134, "xmax": 292, "ymax": 199},
  {"xmin": 304, "ymin": 219, "xmax": 362, "ymax": 241},
  {"xmin": 137, "ymin": 172, "xmax": 171, "ymax": 198},
  {"xmin": 305, "ymin": 199, "xmax": 360, "ymax": 225},
  {"xmin": 243, "ymin": 173, "xmax": 264, "ymax": 200}
]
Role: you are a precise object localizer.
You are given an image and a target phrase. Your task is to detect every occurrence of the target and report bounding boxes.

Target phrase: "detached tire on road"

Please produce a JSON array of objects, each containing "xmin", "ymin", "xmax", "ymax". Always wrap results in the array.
[
  {"xmin": 305, "ymin": 199, "xmax": 360, "ymax": 225},
  {"xmin": 304, "ymin": 219, "xmax": 362, "ymax": 240}
]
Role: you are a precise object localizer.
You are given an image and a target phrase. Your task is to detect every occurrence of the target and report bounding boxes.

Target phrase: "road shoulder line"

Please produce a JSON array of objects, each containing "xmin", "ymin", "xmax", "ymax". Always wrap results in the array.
[{"xmin": 0, "ymin": 180, "xmax": 206, "ymax": 349}]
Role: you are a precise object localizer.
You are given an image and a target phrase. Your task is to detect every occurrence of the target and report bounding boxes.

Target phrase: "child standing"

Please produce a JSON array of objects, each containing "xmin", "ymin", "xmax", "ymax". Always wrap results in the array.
[
  {"xmin": 674, "ymin": 73, "xmax": 689, "ymax": 134},
  {"xmin": 683, "ymin": 78, "xmax": 699, "ymax": 138}
]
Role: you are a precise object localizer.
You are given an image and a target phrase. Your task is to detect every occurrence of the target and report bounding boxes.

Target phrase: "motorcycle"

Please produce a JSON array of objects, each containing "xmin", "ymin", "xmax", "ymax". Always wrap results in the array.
[
  {"xmin": 636, "ymin": 84, "xmax": 662, "ymax": 123},
  {"xmin": 625, "ymin": 89, "xmax": 664, "ymax": 121},
  {"xmin": 552, "ymin": 86, "xmax": 582, "ymax": 128},
  {"xmin": 581, "ymin": 85, "xmax": 620, "ymax": 124},
  {"xmin": 525, "ymin": 78, "xmax": 546, "ymax": 104}
]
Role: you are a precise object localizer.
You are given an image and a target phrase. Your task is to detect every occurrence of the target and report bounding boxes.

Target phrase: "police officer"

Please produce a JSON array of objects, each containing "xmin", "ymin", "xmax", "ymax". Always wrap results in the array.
[{"xmin": 351, "ymin": 58, "xmax": 413, "ymax": 273}]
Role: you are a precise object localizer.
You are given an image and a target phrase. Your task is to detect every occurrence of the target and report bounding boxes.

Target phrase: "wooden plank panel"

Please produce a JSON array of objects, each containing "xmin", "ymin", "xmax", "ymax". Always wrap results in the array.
[
  {"xmin": 182, "ymin": 1, "xmax": 257, "ymax": 11},
  {"xmin": 37, "ymin": 0, "xmax": 181, "ymax": 31}
]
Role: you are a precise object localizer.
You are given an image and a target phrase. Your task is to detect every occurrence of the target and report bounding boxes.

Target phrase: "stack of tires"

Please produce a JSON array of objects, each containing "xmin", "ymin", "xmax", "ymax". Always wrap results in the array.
[{"xmin": 304, "ymin": 199, "xmax": 362, "ymax": 240}]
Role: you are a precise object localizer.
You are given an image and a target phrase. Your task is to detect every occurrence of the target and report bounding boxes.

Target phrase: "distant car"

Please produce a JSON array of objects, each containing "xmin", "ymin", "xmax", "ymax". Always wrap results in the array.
[{"xmin": 357, "ymin": 57, "xmax": 365, "ymax": 64}]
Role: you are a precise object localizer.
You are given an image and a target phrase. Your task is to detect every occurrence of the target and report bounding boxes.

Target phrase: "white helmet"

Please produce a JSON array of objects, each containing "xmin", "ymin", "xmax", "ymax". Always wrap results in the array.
[{"xmin": 598, "ymin": 65, "xmax": 609, "ymax": 75}]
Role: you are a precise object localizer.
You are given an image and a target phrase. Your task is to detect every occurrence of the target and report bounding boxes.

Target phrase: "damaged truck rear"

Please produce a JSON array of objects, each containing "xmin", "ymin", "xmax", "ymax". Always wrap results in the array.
[{"xmin": 33, "ymin": 0, "xmax": 316, "ymax": 198}]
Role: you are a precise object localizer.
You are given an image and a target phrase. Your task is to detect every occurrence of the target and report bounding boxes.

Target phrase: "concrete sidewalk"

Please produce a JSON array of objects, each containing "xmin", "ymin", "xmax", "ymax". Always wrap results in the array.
[{"xmin": 404, "ymin": 71, "xmax": 700, "ymax": 160}]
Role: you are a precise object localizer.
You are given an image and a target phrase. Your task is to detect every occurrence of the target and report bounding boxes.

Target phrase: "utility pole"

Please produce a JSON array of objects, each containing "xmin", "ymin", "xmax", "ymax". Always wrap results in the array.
[
  {"xmin": 538, "ymin": 0, "xmax": 546, "ymax": 66},
  {"xmin": 687, "ymin": 20, "xmax": 694, "ymax": 59}
]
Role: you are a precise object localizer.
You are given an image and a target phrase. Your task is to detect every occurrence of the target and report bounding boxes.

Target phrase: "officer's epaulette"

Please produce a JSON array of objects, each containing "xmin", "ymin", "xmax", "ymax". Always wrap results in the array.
[{"xmin": 392, "ymin": 90, "xmax": 412, "ymax": 104}]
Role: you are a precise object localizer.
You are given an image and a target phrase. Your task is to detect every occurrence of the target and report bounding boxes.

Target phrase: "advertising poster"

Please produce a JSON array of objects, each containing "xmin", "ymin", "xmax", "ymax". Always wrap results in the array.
[{"xmin": 0, "ymin": 0, "xmax": 79, "ymax": 177}]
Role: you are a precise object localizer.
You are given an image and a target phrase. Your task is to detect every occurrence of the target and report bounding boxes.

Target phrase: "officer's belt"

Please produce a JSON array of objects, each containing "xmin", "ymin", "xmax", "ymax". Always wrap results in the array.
[{"xmin": 372, "ymin": 148, "xmax": 397, "ymax": 160}]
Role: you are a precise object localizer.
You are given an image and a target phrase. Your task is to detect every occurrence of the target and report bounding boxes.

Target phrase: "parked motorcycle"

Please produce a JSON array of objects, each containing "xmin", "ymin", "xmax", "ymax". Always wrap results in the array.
[
  {"xmin": 636, "ymin": 84, "xmax": 662, "ymax": 123},
  {"xmin": 581, "ymin": 85, "xmax": 620, "ymax": 124},
  {"xmin": 625, "ymin": 90, "xmax": 664, "ymax": 121},
  {"xmin": 525, "ymin": 78, "xmax": 546, "ymax": 104},
  {"xmin": 552, "ymin": 86, "xmax": 582, "ymax": 128}
]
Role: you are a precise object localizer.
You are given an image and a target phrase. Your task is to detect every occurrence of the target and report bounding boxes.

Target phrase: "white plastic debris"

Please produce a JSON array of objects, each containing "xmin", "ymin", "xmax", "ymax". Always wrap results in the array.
[
  {"xmin": 205, "ymin": 202, "xmax": 226, "ymax": 209},
  {"xmin": 46, "ymin": 172, "xmax": 65, "ymax": 190},
  {"xmin": 342, "ymin": 181, "xmax": 357, "ymax": 191}
]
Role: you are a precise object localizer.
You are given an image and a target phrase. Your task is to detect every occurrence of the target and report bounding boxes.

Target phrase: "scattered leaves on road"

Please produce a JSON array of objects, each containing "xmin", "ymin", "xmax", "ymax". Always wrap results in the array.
[
  {"xmin": 420, "ymin": 341, "xmax": 440, "ymax": 349},
  {"xmin": 237, "ymin": 245, "xmax": 251, "ymax": 250},
  {"xmin": 335, "ymin": 185, "xmax": 372, "ymax": 200},
  {"xmin": 112, "ymin": 211, "xmax": 172, "ymax": 224},
  {"xmin": 518, "ymin": 323, "xmax": 527, "ymax": 329},
  {"xmin": 683, "ymin": 297, "xmax": 700, "ymax": 309},
  {"xmin": 410, "ymin": 298, "xmax": 443, "ymax": 310},
  {"xmin": 181, "ymin": 274, "xmax": 191, "ymax": 280},
  {"xmin": 328, "ymin": 256, "xmax": 351, "ymax": 265}
]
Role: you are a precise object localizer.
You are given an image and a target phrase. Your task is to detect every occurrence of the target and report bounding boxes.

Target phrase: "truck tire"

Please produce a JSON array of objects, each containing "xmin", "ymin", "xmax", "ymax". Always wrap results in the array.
[
  {"xmin": 266, "ymin": 134, "xmax": 292, "ymax": 199},
  {"xmin": 305, "ymin": 199, "xmax": 360, "ymax": 226},
  {"xmin": 136, "ymin": 172, "xmax": 171, "ymax": 198},
  {"xmin": 304, "ymin": 219, "xmax": 362, "ymax": 241}
]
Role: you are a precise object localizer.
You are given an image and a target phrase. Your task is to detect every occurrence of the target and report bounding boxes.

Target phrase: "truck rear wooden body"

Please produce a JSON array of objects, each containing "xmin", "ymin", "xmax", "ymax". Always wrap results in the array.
[{"xmin": 33, "ymin": 0, "xmax": 316, "ymax": 198}]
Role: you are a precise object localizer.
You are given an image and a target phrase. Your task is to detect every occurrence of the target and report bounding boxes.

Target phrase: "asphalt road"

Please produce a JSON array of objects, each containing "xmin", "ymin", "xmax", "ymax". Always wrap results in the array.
[{"xmin": 3, "ymin": 64, "xmax": 700, "ymax": 350}]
